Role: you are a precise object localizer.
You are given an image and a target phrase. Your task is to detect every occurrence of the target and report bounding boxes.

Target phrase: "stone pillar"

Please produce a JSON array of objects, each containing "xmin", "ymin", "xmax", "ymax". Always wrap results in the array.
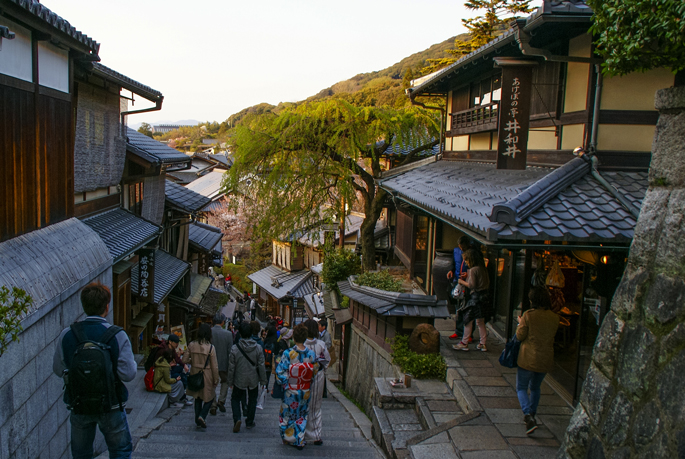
[{"xmin": 558, "ymin": 86, "xmax": 685, "ymax": 458}]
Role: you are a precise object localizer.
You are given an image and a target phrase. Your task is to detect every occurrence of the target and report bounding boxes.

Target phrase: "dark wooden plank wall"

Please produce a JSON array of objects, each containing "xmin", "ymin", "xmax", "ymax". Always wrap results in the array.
[{"xmin": 0, "ymin": 85, "xmax": 73, "ymax": 241}]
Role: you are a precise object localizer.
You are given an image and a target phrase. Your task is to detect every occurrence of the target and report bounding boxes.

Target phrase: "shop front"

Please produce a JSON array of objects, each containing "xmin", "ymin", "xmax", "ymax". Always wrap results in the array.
[{"xmin": 380, "ymin": 155, "xmax": 648, "ymax": 404}]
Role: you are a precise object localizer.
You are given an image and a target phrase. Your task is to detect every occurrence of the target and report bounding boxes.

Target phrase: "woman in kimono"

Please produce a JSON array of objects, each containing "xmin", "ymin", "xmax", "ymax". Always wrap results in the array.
[
  {"xmin": 276, "ymin": 324, "xmax": 317, "ymax": 450},
  {"xmin": 303, "ymin": 319, "xmax": 330, "ymax": 446}
]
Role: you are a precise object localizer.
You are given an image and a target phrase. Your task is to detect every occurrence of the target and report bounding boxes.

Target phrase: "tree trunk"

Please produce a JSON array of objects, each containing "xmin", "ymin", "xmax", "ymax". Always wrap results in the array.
[
  {"xmin": 559, "ymin": 86, "xmax": 685, "ymax": 458},
  {"xmin": 360, "ymin": 189, "xmax": 387, "ymax": 271}
]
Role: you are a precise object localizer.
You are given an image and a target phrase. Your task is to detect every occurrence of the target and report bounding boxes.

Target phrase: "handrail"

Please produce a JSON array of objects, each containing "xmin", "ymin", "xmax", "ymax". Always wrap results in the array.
[{"xmin": 451, "ymin": 103, "xmax": 499, "ymax": 131}]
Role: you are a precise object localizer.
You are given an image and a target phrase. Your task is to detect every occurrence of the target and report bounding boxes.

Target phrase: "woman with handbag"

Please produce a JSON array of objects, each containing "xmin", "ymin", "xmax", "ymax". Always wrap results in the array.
[
  {"xmin": 303, "ymin": 319, "xmax": 330, "ymax": 446},
  {"xmin": 453, "ymin": 249, "xmax": 491, "ymax": 352},
  {"xmin": 183, "ymin": 323, "xmax": 219, "ymax": 428},
  {"xmin": 276, "ymin": 324, "xmax": 318, "ymax": 450},
  {"xmin": 516, "ymin": 286, "xmax": 559, "ymax": 435}
]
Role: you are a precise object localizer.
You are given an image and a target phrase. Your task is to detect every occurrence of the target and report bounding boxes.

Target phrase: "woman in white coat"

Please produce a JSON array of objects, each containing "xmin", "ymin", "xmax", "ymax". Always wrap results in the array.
[{"xmin": 303, "ymin": 319, "xmax": 330, "ymax": 445}]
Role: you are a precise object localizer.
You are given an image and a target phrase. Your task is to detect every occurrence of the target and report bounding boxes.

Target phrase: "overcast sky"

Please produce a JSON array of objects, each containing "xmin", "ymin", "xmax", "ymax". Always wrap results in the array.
[{"xmin": 44, "ymin": 0, "xmax": 471, "ymax": 126}]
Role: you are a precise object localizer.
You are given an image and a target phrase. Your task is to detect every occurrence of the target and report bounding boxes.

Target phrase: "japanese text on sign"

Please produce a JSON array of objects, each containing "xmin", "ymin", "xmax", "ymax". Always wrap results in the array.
[{"xmin": 503, "ymin": 77, "xmax": 522, "ymax": 159}]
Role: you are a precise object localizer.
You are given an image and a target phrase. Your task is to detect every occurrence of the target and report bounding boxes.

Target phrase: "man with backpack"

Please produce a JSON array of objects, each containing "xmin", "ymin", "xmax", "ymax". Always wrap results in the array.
[
  {"xmin": 53, "ymin": 282, "xmax": 137, "ymax": 459},
  {"xmin": 226, "ymin": 322, "xmax": 266, "ymax": 433}
]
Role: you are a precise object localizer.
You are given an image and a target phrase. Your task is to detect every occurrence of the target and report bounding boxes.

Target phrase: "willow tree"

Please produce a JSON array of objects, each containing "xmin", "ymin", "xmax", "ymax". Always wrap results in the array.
[{"xmin": 223, "ymin": 99, "xmax": 438, "ymax": 270}]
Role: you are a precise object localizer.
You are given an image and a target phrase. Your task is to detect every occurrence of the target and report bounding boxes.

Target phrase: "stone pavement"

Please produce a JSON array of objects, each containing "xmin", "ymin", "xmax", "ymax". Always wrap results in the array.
[
  {"xmin": 129, "ymin": 380, "xmax": 384, "ymax": 458},
  {"xmin": 406, "ymin": 319, "xmax": 574, "ymax": 459}
]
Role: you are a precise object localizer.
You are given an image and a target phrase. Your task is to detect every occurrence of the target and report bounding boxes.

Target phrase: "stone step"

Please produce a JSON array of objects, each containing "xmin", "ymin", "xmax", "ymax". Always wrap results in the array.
[{"xmin": 133, "ymin": 441, "xmax": 378, "ymax": 457}]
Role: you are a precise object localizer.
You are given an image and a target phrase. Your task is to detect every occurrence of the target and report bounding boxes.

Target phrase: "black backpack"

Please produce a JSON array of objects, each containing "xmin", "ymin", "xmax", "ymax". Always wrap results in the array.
[
  {"xmin": 264, "ymin": 341, "xmax": 275, "ymax": 369},
  {"xmin": 65, "ymin": 323, "xmax": 124, "ymax": 415}
]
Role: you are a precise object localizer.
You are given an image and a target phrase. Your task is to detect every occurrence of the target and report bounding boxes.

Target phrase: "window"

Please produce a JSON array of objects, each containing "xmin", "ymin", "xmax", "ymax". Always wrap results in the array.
[
  {"xmin": 129, "ymin": 182, "xmax": 144, "ymax": 216},
  {"xmin": 471, "ymin": 75, "xmax": 502, "ymax": 107}
]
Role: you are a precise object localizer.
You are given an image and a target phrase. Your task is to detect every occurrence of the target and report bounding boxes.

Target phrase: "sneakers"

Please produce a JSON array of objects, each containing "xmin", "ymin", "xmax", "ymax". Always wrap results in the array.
[
  {"xmin": 233, "ymin": 420, "xmax": 241, "ymax": 433},
  {"xmin": 246, "ymin": 422, "xmax": 255, "ymax": 429},
  {"xmin": 218, "ymin": 401, "xmax": 227, "ymax": 413},
  {"xmin": 209, "ymin": 407, "xmax": 217, "ymax": 416},
  {"xmin": 453, "ymin": 342, "xmax": 469, "ymax": 351},
  {"xmin": 524, "ymin": 414, "xmax": 538, "ymax": 435},
  {"xmin": 477, "ymin": 343, "xmax": 488, "ymax": 352},
  {"xmin": 184, "ymin": 399, "xmax": 193, "ymax": 406},
  {"xmin": 313, "ymin": 440, "xmax": 323, "ymax": 446},
  {"xmin": 197, "ymin": 416, "xmax": 207, "ymax": 428},
  {"xmin": 449, "ymin": 333, "xmax": 459, "ymax": 340}
]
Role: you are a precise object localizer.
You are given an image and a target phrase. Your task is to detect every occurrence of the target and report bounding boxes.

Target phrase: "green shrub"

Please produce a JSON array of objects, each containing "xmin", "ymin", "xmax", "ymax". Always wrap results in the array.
[
  {"xmin": 356, "ymin": 270, "xmax": 403, "ymax": 292},
  {"xmin": 220, "ymin": 263, "xmax": 251, "ymax": 293},
  {"xmin": 390, "ymin": 335, "xmax": 447, "ymax": 380},
  {"xmin": 321, "ymin": 247, "xmax": 361, "ymax": 292},
  {"xmin": 0, "ymin": 286, "xmax": 33, "ymax": 357}
]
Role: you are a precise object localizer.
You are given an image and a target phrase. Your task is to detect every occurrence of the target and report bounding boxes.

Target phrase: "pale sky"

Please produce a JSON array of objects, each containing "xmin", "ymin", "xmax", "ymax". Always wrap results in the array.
[{"xmin": 44, "ymin": 0, "xmax": 472, "ymax": 126}]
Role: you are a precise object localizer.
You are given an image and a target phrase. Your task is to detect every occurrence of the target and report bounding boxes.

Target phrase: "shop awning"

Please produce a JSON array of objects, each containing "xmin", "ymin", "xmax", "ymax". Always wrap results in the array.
[
  {"xmin": 131, "ymin": 249, "xmax": 190, "ymax": 304},
  {"xmin": 83, "ymin": 208, "xmax": 162, "ymax": 263},
  {"xmin": 130, "ymin": 311, "xmax": 154, "ymax": 329},
  {"xmin": 379, "ymin": 157, "xmax": 647, "ymax": 245},
  {"xmin": 247, "ymin": 265, "xmax": 316, "ymax": 300},
  {"xmin": 333, "ymin": 308, "xmax": 353, "ymax": 325},
  {"xmin": 303, "ymin": 293, "xmax": 325, "ymax": 318},
  {"xmin": 338, "ymin": 276, "xmax": 450, "ymax": 318},
  {"xmin": 169, "ymin": 273, "xmax": 214, "ymax": 316},
  {"xmin": 199, "ymin": 287, "xmax": 226, "ymax": 317}
]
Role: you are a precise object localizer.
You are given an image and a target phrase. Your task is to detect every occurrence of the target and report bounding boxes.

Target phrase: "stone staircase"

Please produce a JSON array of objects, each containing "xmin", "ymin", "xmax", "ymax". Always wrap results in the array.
[{"xmin": 131, "ymin": 388, "xmax": 384, "ymax": 458}]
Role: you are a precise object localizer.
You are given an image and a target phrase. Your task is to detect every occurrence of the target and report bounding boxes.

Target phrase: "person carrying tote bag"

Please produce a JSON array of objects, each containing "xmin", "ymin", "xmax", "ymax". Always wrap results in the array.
[{"xmin": 183, "ymin": 323, "xmax": 219, "ymax": 428}]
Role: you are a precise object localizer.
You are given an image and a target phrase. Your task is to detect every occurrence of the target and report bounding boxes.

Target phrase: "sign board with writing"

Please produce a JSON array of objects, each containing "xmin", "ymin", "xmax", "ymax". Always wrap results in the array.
[
  {"xmin": 138, "ymin": 248, "xmax": 155, "ymax": 303},
  {"xmin": 495, "ymin": 59, "xmax": 537, "ymax": 170}
]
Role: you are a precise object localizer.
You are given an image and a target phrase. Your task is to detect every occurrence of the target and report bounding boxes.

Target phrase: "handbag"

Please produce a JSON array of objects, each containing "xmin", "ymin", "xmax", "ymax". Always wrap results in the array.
[
  {"xmin": 187, "ymin": 345, "xmax": 213, "ymax": 392},
  {"xmin": 499, "ymin": 335, "xmax": 521, "ymax": 368},
  {"xmin": 271, "ymin": 381, "xmax": 285, "ymax": 399},
  {"xmin": 451, "ymin": 282, "xmax": 466, "ymax": 300}
]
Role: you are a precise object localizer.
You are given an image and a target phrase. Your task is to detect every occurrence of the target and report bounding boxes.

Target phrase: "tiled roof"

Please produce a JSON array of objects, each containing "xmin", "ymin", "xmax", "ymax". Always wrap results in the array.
[
  {"xmin": 526, "ymin": 0, "xmax": 592, "ymax": 27},
  {"xmin": 380, "ymin": 159, "xmax": 647, "ymax": 244},
  {"xmin": 82, "ymin": 208, "xmax": 161, "ymax": 263},
  {"xmin": 131, "ymin": 249, "xmax": 189, "ymax": 304},
  {"xmin": 185, "ymin": 171, "xmax": 226, "ymax": 200},
  {"xmin": 188, "ymin": 222, "xmax": 223, "ymax": 255},
  {"xmin": 126, "ymin": 128, "xmax": 190, "ymax": 165},
  {"xmin": 202, "ymin": 201, "xmax": 225, "ymax": 212},
  {"xmin": 303, "ymin": 293, "xmax": 325, "ymax": 317},
  {"xmin": 208, "ymin": 154, "xmax": 231, "ymax": 167},
  {"xmin": 247, "ymin": 265, "xmax": 316, "ymax": 300},
  {"xmin": 298, "ymin": 215, "xmax": 364, "ymax": 248},
  {"xmin": 338, "ymin": 277, "xmax": 450, "ymax": 318},
  {"xmin": 199, "ymin": 287, "xmax": 226, "ymax": 316},
  {"xmin": 165, "ymin": 180, "xmax": 212, "ymax": 213},
  {"xmin": 212, "ymin": 240, "xmax": 223, "ymax": 267},
  {"xmin": 0, "ymin": 218, "xmax": 110, "ymax": 320},
  {"xmin": 7, "ymin": 0, "xmax": 99, "ymax": 54},
  {"xmin": 377, "ymin": 138, "xmax": 440, "ymax": 156},
  {"xmin": 92, "ymin": 63, "xmax": 162, "ymax": 101}
]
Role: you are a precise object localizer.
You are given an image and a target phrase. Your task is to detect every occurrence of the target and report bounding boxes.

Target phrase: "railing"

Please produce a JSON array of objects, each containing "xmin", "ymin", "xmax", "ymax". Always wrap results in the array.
[{"xmin": 450, "ymin": 103, "xmax": 499, "ymax": 132}]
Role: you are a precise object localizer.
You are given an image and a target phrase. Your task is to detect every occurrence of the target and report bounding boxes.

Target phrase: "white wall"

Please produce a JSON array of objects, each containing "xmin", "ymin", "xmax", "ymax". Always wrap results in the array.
[
  {"xmin": 38, "ymin": 41, "xmax": 69, "ymax": 93},
  {"xmin": 0, "ymin": 18, "xmax": 32, "ymax": 82}
]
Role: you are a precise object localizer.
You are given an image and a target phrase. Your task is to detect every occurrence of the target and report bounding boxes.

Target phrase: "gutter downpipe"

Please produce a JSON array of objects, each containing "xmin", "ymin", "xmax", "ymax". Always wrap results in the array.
[
  {"xmin": 589, "ymin": 155, "xmax": 641, "ymax": 219},
  {"xmin": 589, "ymin": 65, "xmax": 603, "ymax": 153},
  {"xmin": 121, "ymin": 97, "xmax": 164, "ymax": 127}
]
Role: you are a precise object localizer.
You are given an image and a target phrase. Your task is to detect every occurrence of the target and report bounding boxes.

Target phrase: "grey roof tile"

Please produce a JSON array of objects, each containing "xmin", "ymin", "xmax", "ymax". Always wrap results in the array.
[
  {"xmin": 185, "ymin": 171, "xmax": 226, "ymax": 200},
  {"xmin": 165, "ymin": 180, "xmax": 212, "ymax": 213},
  {"xmin": 126, "ymin": 128, "xmax": 190, "ymax": 164},
  {"xmin": 92, "ymin": 63, "xmax": 161, "ymax": 100},
  {"xmin": 247, "ymin": 265, "xmax": 316, "ymax": 300},
  {"xmin": 82, "ymin": 209, "xmax": 161, "ymax": 263},
  {"xmin": 188, "ymin": 222, "xmax": 223, "ymax": 255}
]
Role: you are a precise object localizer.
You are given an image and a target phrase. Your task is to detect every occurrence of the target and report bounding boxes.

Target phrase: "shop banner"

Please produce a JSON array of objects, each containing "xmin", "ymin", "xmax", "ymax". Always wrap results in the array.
[{"xmin": 138, "ymin": 248, "xmax": 155, "ymax": 303}]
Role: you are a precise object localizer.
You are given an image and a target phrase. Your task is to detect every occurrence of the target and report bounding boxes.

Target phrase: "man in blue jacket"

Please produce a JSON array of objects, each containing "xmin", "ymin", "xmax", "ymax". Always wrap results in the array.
[{"xmin": 53, "ymin": 282, "xmax": 137, "ymax": 459}]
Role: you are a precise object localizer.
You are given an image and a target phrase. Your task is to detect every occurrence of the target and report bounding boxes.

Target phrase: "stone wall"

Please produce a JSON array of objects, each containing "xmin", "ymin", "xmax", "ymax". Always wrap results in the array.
[
  {"xmin": 344, "ymin": 324, "xmax": 403, "ymax": 415},
  {"xmin": 559, "ymin": 87, "xmax": 685, "ymax": 458},
  {"xmin": 0, "ymin": 268, "xmax": 113, "ymax": 459}
]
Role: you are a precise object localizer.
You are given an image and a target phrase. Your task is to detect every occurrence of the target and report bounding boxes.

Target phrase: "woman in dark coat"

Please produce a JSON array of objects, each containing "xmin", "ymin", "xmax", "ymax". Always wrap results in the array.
[{"xmin": 452, "ymin": 249, "xmax": 491, "ymax": 352}]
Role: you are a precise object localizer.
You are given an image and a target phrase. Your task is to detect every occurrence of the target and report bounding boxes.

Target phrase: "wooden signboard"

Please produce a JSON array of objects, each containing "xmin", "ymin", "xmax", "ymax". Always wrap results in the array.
[
  {"xmin": 495, "ymin": 59, "xmax": 537, "ymax": 170},
  {"xmin": 138, "ymin": 248, "xmax": 155, "ymax": 303}
]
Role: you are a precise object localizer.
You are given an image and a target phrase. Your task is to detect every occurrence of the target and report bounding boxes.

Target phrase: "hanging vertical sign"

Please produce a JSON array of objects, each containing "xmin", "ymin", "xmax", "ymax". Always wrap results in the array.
[
  {"xmin": 138, "ymin": 248, "xmax": 155, "ymax": 303},
  {"xmin": 495, "ymin": 58, "xmax": 537, "ymax": 170}
]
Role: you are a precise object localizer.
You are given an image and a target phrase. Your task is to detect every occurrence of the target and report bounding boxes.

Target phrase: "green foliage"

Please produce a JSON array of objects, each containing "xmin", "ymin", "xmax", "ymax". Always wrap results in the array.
[
  {"xmin": 390, "ymin": 335, "xmax": 447, "ymax": 380},
  {"xmin": 340, "ymin": 296, "xmax": 350, "ymax": 309},
  {"xmin": 587, "ymin": 0, "xmax": 685, "ymax": 76},
  {"xmin": 0, "ymin": 286, "xmax": 33, "ymax": 357},
  {"xmin": 137, "ymin": 122, "xmax": 153, "ymax": 138},
  {"xmin": 321, "ymin": 248, "xmax": 361, "ymax": 292},
  {"xmin": 224, "ymin": 99, "xmax": 438, "ymax": 269},
  {"xmin": 220, "ymin": 263, "xmax": 252, "ymax": 294},
  {"xmin": 355, "ymin": 270, "xmax": 403, "ymax": 292},
  {"xmin": 422, "ymin": 0, "xmax": 533, "ymax": 75}
]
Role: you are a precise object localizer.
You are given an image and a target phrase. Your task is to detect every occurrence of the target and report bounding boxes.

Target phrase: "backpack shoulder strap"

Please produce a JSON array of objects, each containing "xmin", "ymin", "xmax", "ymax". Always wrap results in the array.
[
  {"xmin": 70, "ymin": 322, "xmax": 88, "ymax": 344},
  {"xmin": 99, "ymin": 325, "xmax": 124, "ymax": 345},
  {"xmin": 237, "ymin": 343, "xmax": 256, "ymax": 367}
]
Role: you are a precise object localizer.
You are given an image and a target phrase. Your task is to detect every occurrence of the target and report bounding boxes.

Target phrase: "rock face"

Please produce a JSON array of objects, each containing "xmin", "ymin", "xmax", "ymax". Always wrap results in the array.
[
  {"xmin": 558, "ymin": 86, "xmax": 685, "ymax": 458},
  {"xmin": 408, "ymin": 323, "xmax": 440, "ymax": 354}
]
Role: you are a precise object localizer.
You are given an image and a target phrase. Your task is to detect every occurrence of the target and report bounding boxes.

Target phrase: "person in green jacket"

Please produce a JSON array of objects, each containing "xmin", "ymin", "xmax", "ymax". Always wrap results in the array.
[{"xmin": 154, "ymin": 348, "xmax": 188, "ymax": 406}]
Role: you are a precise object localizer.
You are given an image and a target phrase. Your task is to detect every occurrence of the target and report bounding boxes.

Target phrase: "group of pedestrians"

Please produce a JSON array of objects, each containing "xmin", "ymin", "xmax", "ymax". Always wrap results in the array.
[{"xmin": 443, "ymin": 236, "xmax": 561, "ymax": 436}]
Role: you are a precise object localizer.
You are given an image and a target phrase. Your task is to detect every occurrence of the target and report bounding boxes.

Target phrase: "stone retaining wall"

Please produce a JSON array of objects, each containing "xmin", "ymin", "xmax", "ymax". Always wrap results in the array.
[
  {"xmin": 344, "ymin": 324, "xmax": 403, "ymax": 415},
  {"xmin": 559, "ymin": 86, "xmax": 685, "ymax": 458}
]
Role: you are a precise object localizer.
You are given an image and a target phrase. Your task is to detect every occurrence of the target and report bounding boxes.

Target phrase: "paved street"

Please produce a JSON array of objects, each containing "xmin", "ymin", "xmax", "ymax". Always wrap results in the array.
[{"xmin": 131, "ymin": 384, "xmax": 384, "ymax": 458}]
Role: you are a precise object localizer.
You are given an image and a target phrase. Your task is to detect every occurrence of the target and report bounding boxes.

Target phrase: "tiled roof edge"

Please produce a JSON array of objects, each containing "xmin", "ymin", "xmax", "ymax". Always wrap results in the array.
[
  {"xmin": 92, "ymin": 63, "xmax": 162, "ymax": 100},
  {"xmin": 8, "ymin": 0, "xmax": 99, "ymax": 54},
  {"xmin": 490, "ymin": 156, "xmax": 591, "ymax": 225}
]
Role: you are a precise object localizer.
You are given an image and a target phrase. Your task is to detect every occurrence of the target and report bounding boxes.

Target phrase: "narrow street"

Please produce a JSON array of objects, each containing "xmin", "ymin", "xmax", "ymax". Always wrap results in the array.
[{"xmin": 131, "ymin": 385, "xmax": 384, "ymax": 458}]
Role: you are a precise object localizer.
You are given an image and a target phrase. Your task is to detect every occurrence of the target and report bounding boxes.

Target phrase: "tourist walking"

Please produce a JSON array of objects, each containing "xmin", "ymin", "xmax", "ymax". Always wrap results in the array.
[
  {"xmin": 303, "ymin": 319, "xmax": 330, "ymax": 445},
  {"xmin": 263, "ymin": 325, "xmax": 279, "ymax": 388},
  {"xmin": 276, "ymin": 324, "xmax": 318, "ymax": 450},
  {"xmin": 452, "ymin": 248, "xmax": 491, "ymax": 352},
  {"xmin": 210, "ymin": 313, "xmax": 233, "ymax": 416},
  {"xmin": 227, "ymin": 322, "xmax": 267, "ymax": 433},
  {"xmin": 53, "ymin": 283, "xmax": 137, "ymax": 459},
  {"xmin": 516, "ymin": 286, "xmax": 559, "ymax": 434},
  {"xmin": 183, "ymin": 323, "xmax": 219, "ymax": 428}
]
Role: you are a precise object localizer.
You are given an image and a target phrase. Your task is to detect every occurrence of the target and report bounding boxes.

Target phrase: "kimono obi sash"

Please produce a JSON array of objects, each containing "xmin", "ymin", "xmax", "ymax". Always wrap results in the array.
[{"xmin": 288, "ymin": 361, "xmax": 314, "ymax": 391}]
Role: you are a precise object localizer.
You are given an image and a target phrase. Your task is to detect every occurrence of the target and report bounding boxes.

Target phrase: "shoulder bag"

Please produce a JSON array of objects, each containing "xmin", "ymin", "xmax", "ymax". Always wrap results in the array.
[
  {"xmin": 187, "ymin": 345, "xmax": 213, "ymax": 392},
  {"xmin": 499, "ymin": 335, "xmax": 520, "ymax": 368}
]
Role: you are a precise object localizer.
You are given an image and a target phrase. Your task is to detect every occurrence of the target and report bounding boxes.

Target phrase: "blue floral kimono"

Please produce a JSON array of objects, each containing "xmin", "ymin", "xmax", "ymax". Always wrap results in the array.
[{"xmin": 276, "ymin": 345, "xmax": 319, "ymax": 446}]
